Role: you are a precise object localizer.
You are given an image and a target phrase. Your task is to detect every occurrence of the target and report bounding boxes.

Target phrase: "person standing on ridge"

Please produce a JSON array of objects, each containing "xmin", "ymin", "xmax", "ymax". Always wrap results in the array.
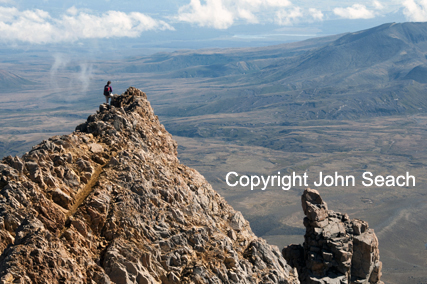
[{"xmin": 104, "ymin": 81, "xmax": 113, "ymax": 104}]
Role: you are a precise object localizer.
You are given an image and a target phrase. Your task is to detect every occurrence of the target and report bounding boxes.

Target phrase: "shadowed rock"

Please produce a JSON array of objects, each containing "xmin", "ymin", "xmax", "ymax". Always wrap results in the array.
[{"xmin": 283, "ymin": 188, "xmax": 383, "ymax": 284}]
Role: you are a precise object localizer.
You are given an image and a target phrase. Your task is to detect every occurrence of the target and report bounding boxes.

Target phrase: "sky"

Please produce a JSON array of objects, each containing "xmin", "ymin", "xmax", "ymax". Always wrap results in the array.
[{"xmin": 0, "ymin": 0, "xmax": 425, "ymax": 54}]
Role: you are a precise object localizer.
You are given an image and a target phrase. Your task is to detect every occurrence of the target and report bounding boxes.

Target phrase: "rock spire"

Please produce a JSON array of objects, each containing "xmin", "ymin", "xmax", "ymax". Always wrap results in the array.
[
  {"xmin": 0, "ymin": 87, "xmax": 299, "ymax": 283},
  {"xmin": 283, "ymin": 188, "xmax": 383, "ymax": 284}
]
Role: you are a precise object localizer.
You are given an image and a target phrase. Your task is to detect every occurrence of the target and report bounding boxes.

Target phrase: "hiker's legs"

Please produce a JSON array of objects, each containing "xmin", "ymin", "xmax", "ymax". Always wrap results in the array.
[{"xmin": 105, "ymin": 96, "xmax": 109, "ymax": 104}]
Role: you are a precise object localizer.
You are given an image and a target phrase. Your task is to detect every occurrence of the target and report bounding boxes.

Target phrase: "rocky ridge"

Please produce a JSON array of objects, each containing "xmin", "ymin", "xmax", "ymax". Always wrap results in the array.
[
  {"xmin": 283, "ymin": 188, "xmax": 383, "ymax": 284},
  {"xmin": 0, "ymin": 88, "xmax": 299, "ymax": 283}
]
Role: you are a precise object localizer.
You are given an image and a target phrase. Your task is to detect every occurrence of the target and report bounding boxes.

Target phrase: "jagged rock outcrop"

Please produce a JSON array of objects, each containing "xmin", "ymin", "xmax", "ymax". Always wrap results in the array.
[
  {"xmin": 0, "ymin": 87, "xmax": 299, "ymax": 283},
  {"xmin": 283, "ymin": 188, "xmax": 383, "ymax": 284}
]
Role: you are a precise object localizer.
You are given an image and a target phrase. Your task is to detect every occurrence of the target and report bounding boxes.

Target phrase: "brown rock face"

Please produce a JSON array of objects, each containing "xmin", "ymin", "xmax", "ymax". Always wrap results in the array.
[
  {"xmin": 0, "ymin": 87, "xmax": 299, "ymax": 284},
  {"xmin": 283, "ymin": 188, "xmax": 383, "ymax": 284}
]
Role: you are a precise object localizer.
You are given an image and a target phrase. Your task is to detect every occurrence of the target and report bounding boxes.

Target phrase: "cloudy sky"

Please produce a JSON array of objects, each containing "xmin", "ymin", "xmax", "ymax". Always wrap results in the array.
[{"xmin": 0, "ymin": 0, "xmax": 425, "ymax": 51}]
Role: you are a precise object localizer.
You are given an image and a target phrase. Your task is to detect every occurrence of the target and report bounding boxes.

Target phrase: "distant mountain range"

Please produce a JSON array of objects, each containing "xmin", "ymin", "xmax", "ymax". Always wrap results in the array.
[
  {"xmin": 125, "ymin": 22, "xmax": 427, "ymax": 122},
  {"xmin": 124, "ymin": 22, "xmax": 427, "ymax": 84},
  {"xmin": 4, "ymin": 22, "xmax": 427, "ymax": 146},
  {"xmin": 264, "ymin": 22, "xmax": 427, "ymax": 85}
]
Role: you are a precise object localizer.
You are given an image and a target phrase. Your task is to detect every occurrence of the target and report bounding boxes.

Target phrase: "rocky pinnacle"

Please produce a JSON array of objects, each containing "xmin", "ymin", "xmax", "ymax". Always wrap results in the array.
[
  {"xmin": 283, "ymin": 188, "xmax": 383, "ymax": 284},
  {"xmin": 0, "ymin": 88, "xmax": 299, "ymax": 284}
]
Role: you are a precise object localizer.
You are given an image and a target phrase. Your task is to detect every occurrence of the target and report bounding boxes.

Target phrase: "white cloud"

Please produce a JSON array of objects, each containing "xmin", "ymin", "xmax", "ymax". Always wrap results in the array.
[
  {"xmin": 333, "ymin": 4, "xmax": 376, "ymax": 19},
  {"xmin": 66, "ymin": 6, "xmax": 78, "ymax": 16},
  {"xmin": 176, "ymin": 0, "xmax": 292, "ymax": 29},
  {"xmin": 373, "ymin": 1, "xmax": 384, "ymax": 10},
  {"xmin": 263, "ymin": 0, "xmax": 291, "ymax": 7},
  {"xmin": 275, "ymin": 7, "xmax": 303, "ymax": 25},
  {"xmin": 0, "ymin": 6, "xmax": 174, "ymax": 44},
  {"xmin": 402, "ymin": 0, "xmax": 427, "ymax": 21},
  {"xmin": 237, "ymin": 8, "xmax": 258, "ymax": 23},
  {"xmin": 308, "ymin": 8, "xmax": 324, "ymax": 21},
  {"xmin": 176, "ymin": 0, "xmax": 234, "ymax": 29}
]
